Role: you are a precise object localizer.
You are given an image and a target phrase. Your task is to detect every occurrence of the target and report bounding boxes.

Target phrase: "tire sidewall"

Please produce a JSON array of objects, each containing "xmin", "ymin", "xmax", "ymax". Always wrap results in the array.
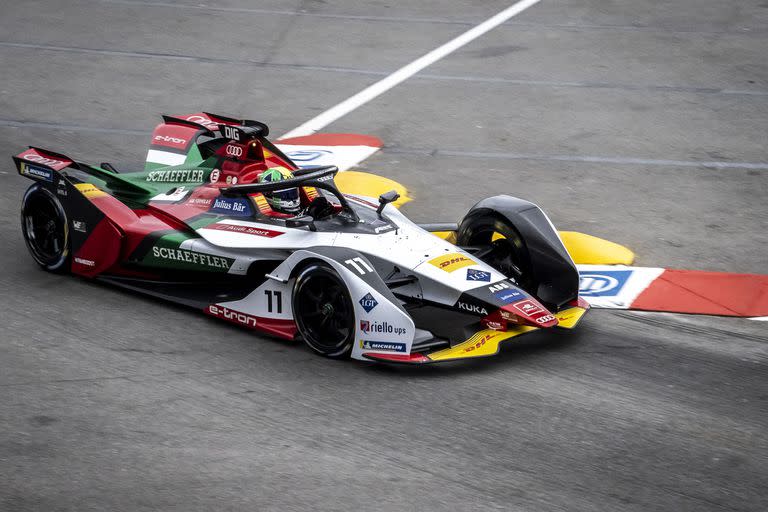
[
  {"xmin": 292, "ymin": 263, "xmax": 355, "ymax": 358},
  {"xmin": 20, "ymin": 184, "xmax": 70, "ymax": 273}
]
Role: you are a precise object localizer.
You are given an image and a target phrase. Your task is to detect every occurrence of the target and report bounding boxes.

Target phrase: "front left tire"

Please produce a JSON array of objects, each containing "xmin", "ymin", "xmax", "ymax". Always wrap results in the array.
[
  {"xmin": 292, "ymin": 263, "xmax": 355, "ymax": 358},
  {"xmin": 20, "ymin": 184, "xmax": 70, "ymax": 273}
]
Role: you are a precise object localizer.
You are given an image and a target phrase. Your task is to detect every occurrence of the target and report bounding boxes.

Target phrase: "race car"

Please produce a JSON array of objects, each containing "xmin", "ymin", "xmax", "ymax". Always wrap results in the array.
[{"xmin": 13, "ymin": 112, "xmax": 589, "ymax": 363}]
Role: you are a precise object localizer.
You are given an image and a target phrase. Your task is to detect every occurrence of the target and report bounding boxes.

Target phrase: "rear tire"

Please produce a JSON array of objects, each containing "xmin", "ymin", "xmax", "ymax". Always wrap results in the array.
[
  {"xmin": 20, "ymin": 184, "xmax": 70, "ymax": 273},
  {"xmin": 292, "ymin": 263, "xmax": 355, "ymax": 358}
]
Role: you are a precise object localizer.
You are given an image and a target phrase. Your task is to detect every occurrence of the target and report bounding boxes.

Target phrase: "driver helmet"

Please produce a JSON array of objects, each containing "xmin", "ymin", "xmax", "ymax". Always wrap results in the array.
[{"xmin": 258, "ymin": 167, "xmax": 301, "ymax": 214}]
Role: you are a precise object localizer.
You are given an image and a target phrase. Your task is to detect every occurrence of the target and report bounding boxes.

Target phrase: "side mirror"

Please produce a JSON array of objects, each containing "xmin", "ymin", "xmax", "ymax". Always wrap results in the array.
[
  {"xmin": 286, "ymin": 215, "xmax": 316, "ymax": 232},
  {"xmin": 377, "ymin": 190, "xmax": 400, "ymax": 214}
]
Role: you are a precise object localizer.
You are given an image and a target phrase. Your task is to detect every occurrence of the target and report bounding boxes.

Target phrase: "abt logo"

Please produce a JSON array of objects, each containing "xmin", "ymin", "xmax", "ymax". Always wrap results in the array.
[{"xmin": 207, "ymin": 305, "xmax": 258, "ymax": 328}]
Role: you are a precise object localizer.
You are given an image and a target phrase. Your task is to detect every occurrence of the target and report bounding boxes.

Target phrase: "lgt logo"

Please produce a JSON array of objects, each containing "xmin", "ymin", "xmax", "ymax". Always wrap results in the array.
[{"xmin": 359, "ymin": 293, "xmax": 378, "ymax": 313}]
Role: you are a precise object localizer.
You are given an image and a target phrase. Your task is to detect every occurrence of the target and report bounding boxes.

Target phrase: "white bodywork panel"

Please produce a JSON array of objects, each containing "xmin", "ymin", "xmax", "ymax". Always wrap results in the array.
[{"xmin": 197, "ymin": 195, "xmax": 507, "ymax": 359}]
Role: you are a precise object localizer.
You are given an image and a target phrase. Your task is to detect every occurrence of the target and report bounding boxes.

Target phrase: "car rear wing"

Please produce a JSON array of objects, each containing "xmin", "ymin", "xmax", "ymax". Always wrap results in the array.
[
  {"xmin": 14, "ymin": 147, "xmax": 150, "ymax": 195},
  {"xmin": 173, "ymin": 112, "xmax": 269, "ymax": 136},
  {"xmin": 13, "ymin": 147, "xmax": 74, "ymax": 182}
]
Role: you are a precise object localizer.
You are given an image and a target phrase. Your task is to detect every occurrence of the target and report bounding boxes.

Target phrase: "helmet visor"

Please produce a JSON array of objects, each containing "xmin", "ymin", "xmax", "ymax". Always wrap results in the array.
[{"xmin": 269, "ymin": 187, "xmax": 301, "ymax": 212}]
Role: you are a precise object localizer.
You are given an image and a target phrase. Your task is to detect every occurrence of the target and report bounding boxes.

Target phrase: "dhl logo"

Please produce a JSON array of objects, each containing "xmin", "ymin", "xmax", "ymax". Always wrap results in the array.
[
  {"xmin": 74, "ymin": 183, "xmax": 107, "ymax": 198},
  {"xmin": 429, "ymin": 252, "xmax": 476, "ymax": 272},
  {"xmin": 463, "ymin": 333, "xmax": 496, "ymax": 353}
]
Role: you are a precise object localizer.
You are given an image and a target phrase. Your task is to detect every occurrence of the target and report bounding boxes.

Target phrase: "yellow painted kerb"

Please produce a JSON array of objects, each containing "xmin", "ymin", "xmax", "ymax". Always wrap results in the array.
[{"xmin": 334, "ymin": 171, "xmax": 411, "ymax": 207}]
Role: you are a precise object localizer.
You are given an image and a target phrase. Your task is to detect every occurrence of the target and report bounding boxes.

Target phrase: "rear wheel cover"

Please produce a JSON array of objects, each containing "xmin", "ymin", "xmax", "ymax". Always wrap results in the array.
[
  {"xmin": 292, "ymin": 264, "xmax": 355, "ymax": 358},
  {"xmin": 20, "ymin": 185, "xmax": 70, "ymax": 272}
]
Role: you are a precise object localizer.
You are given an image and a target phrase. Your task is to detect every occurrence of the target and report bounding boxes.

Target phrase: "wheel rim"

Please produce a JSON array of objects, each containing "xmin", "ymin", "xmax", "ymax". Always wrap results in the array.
[
  {"xmin": 294, "ymin": 268, "xmax": 353, "ymax": 355},
  {"xmin": 23, "ymin": 190, "xmax": 67, "ymax": 265}
]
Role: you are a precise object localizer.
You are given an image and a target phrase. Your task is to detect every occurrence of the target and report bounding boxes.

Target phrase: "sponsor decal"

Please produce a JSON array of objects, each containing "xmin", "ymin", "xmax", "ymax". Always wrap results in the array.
[
  {"xmin": 205, "ymin": 223, "xmax": 283, "ymax": 238},
  {"xmin": 151, "ymin": 186, "xmax": 190, "ymax": 203},
  {"xmin": 187, "ymin": 197, "xmax": 213, "ymax": 207},
  {"xmin": 186, "ymin": 115, "xmax": 219, "ymax": 129},
  {"xmin": 579, "ymin": 270, "xmax": 632, "ymax": 297},
  {"xmin": 225, "ymin": 144, "xmax": 243, "ymax": 157},
  {"xmin": 151, "ymin": 246, "xmax": 232, "ymax": 270},
  {"xmin": 207, "ymin": 304, "xmax": 258, "ymax": 328},
  {"xmin": 512, "ymin": 299, "xmax": 545, "ymax": 317},
  {"xmin": 154, "ymin": 135, "xmax": 186, "ymax": 145},
  {"xmin": 373, "ymin": 223, "xmax": 395, "ymax": 234},
  {"xmin": 458, "ymin": 302, "xmax": 488, "ymax": 315},
  {"xmin": 488, "ymin": 281, "xmax": 511, "ymax": 293},
  {"xmin": 315, "ymin": 174, "xmax": 333, "ymax": 183},
  {"xmin": 74, "ymin": 257, "xmax": 95, "ymax": 267},
  {"xmin": 73, "ymin": 220, "xmax": 86, "ymax": 233},
  {"xmin": 484, "ymin": 320, "xmax": 505, "ymax": 331},
  {"xmin": 462, "ymin": 333, "xmax": 495, "ymax": 354},
  {"xmin": 360, "ymin": 320, "xmax": 407, "ymax": 337},
  {"xmin": 494, "ymin": 288, "xmax": 525, "ymax": 304},
  {"xmin": 74, "ymin": 183, "xmax": 106, "ymax": 198},
  {"xmin": 222, "ymin": 124, "xmax": 240, "ymax": 141},
  {"xmin": 20, "ymin": 163, "xmax": 53, "ymax": 182},
  {"xmin": 210, "ymin": 169, "xmax": 220, "ymax": 183},
  {"xmin": 146, "ymin": 169, "xmax": 204, "ymax": 183},
  {"xmin": 253, "ymin": 194, "xmax": 271, "ymax": 213},
  {"xmin": 56, "ymin": 180, "xmax": 68, "ymax": 196},
  {"xmin": 467, "ymin": 269, "xmax": 491, "ymax": 282},
  {"xmin": 429, "ymin": 252, "xmax": 476, "ymax": 273},
  {"xmin": 360, "ymin": 340, "xmax": 406, "ymax": 353},
  {"xmin": 535, "ymin": 315, "xmax": 556, "ymax": 324},
  {"xmin": 210, "ymin": 197, "xmax": 252, "ymax": 216},
  {"xmin": 359, "ymin": 293, "xmax": 378, "ymax": 313},
  {"xmin": 286, "ymin": 149, "xmax": 332, "ymax": 162},
  {"xmin": 22, "ymin": 153, "xmax": 69, "ymax": 170}
]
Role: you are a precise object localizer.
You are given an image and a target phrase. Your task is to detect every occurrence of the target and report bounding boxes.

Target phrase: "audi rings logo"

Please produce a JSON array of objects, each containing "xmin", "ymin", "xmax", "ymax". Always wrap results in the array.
[
  {"xmin": 24, "ymin": 154, "xmax": 67, "ymax": 167},
  {"xmin": 286, "ymin": 149, "xmax": 332, "ymax": 162},
  {"xmin": 226, "ymin": 144, "xmax": 243, "ymax": 157},
  {"xmin": 186, "ymin": 115, "xmax": 219, "ymax": 128}
]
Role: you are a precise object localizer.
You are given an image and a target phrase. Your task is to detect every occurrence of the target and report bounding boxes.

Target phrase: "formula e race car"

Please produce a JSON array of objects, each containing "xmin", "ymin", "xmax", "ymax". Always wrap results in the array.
[{"xmin": 14, "ymin": 112, "xmax": 589, "ymax": 363}]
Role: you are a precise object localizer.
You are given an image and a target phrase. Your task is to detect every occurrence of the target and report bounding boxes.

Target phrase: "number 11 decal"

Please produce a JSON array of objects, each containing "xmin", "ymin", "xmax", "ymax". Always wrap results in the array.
[{"xmin": 265, "ymin": 290, "xmax": 283, "ymax": 313}]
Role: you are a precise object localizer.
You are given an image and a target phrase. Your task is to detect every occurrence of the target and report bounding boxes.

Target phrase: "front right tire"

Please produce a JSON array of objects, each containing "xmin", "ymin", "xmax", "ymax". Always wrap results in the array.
[
  {"xmin": 292, "ymin": 263, "xmax": 355, "ymax": 358},
  {"xmin": 20, "ymin": 184, "xmax": 70, "ymax": 273}
]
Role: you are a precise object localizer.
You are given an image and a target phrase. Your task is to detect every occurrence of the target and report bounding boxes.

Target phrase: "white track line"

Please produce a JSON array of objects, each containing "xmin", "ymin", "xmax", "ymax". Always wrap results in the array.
[{"xmin": 281, "ymin": 0, "xmax": 542, "ymax": 139}]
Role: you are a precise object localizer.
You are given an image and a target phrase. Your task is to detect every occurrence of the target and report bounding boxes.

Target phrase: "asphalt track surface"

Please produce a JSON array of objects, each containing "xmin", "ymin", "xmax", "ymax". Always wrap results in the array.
[{"xmin": 1, "ymin": 1, "xmax": 767, "ymax": 511}]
